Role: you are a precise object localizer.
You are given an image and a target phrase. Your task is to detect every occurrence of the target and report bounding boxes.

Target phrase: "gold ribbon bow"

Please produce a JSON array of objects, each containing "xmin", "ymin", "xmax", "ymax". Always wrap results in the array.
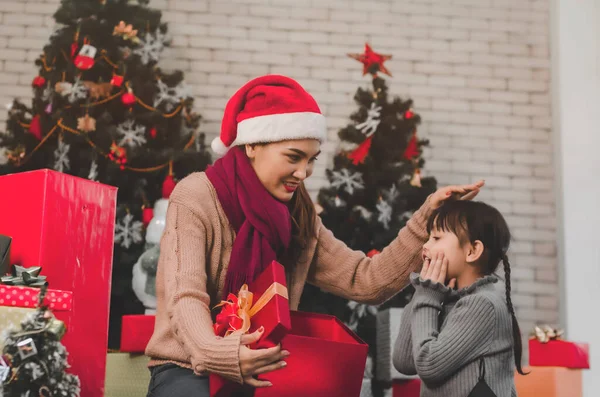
[
  {"xmin": 214, "ymin": 282, "xmax": 288, "ymax": 337},
  {"xmin": 531, "ymin": 325, "xmax": 564, "ymax": 344}
]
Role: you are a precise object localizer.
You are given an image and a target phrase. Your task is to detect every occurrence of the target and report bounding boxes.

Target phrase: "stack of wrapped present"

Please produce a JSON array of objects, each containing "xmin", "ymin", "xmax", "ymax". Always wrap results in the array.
[
  {"xmin": 0, "ymin": 169, "xmax": 117, "ymax": 397},
  {"xmin": 515, "ymin": 325, "xmax": 590, "ymax": 397}
]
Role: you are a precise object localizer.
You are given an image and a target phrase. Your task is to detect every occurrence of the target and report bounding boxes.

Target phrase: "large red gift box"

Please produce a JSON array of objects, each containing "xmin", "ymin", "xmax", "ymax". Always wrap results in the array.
[
  {"xmin": 210, "ymin": 261, "xmax": 369, "ymax": 397},
  {"xmin": 0, "ymin": 169, "xmax": 117, "ymax": 397},
  {"xmin": 121, "ymin": 315, "xmax": 156, "ymax": 353},
  {"xmin": 529, "ymin": 339, "xmax": 590, "ymax": 369}
]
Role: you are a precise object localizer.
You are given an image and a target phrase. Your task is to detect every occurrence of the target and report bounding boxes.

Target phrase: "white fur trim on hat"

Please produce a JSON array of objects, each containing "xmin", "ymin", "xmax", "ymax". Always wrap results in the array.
[
  {"xmin": 211, "ymin": 136, "xmax": 229, "ymax": 155},
  {"xmin": 232, "ymin": 112, "xmax": 326, "ymax": 147}
]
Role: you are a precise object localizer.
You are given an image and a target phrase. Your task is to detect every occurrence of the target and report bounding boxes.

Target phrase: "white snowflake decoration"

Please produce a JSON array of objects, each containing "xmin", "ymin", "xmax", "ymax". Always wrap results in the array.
[
  {"xmin": 154, "ymin": 79, "xmax": 192, "ymax": 112},
  {"xmin": 383, "ymin": 184, "xmax": 399, "ymax": 202},
  {"xmin": 356, "ymin": 103, "xmax": 382, "ymax": 137},
  {"xmin": 68, "ymin": 77, "xmax": 88, "ymax": 104},
  {"xmin": 88, "ymin": 159, "xmax": 98, "ymax": 181},
  {"xmin": 331, "ymin": 169, "xmax": 364, "ymax": 195},
  {"xmin": 114, "ymin": 213, "xmax": 143, "ymax": 248},
  {"xmin": 346, "ymin": 301, "xmax": 378, "ymax": 331},
  {"xmin": 353, "ymin": 205, "xmax": 372, "ymax": 220},
  {"xmin": 53, "ymin": 139, "xmax": 70, "ymax": 173},
  {"xmin": 376, "ymin": 199, "xmax": 393, "ymax": 230},
  {"xmin": 134, "ymin": 29, "xmax": 169, "ymax": 65},
  {"xmin": 42, "ymin": 83, "xmax": 53, "ymax": 102},
  {"xmin": 117, "ymin": 119, "xmax": 147, "ymax": 147}
]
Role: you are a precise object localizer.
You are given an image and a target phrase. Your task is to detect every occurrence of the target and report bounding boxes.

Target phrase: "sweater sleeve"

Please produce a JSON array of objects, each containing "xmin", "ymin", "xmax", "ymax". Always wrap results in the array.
[
  {"xmin": 392, "ymin": 300, "xmax": 417, "ymax": 376},
  {"xmin": 307, "ymin": 197, "xmax": 433, "ymax": 305},
  {"xmin": 409, "ymin": 282, "xmax": 496, "ymax": 386},
  {"xmin": 161, "ymin": 201, "xmax": 243, "ymax": 383}
]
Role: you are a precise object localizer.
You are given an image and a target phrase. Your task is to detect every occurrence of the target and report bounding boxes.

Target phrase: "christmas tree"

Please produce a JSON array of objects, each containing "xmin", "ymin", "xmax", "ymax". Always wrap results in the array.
[
  {"xmin": 0, "ymin": 286, "xmax": 80, "ymax": 397},
  {"xmin": 299, "ymin": 44, "xmax": 437, "ymax": 396},
  {"xmin": 0, "ymin": 0, "xmax": 212, "ymax": 348}
]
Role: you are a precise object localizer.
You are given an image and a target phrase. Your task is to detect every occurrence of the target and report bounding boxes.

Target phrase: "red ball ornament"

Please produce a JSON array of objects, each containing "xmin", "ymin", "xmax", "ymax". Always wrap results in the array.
[
  {"xmin": 32, "ymin": 76, "xmax": 46, "ymax": 88},
  {"xmin": 121, "ymin": 89, "xmax": 136, "ymax": 107},
  {"xmin": 366, "ymin": 249, "xmax": 380, "ymax": 258},
  {"xmin": 29, "ymin": 115, "xmax": 42, "ymax": 140},
  {"xmin": 142, "ymin": 207, "xmax": 154, "ymax": 227},
  {"xmin": 149, "ymin": 127, "xmax": 157, "ymax": 138},
  {"xmin": 405, "ymin": 110, "xmax": 415, "ymax": 119},
  {"xmin": 162, "ymin": 174, "xmax": 177, "ymax": 199}
]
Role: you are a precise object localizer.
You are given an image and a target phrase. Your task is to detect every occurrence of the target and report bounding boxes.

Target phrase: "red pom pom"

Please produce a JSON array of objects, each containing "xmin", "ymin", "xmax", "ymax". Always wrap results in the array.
[
  {"xmin": 121, "ymin": 91, "xmax": 136, "ymax": 107},
  {"xmin": 142, "ymin": 208, "xmax": 154, "ymax": 227},
  {"xmin": 32, "ymin": 76, "xmax": 46, "ymax": 88},
  {"xmin": 162, "ymin": 174, "xmax": 176, "ymax": 199},
  {"xmin": 29, "ymin": 115, "xmax": 42, "ymax": 140}
]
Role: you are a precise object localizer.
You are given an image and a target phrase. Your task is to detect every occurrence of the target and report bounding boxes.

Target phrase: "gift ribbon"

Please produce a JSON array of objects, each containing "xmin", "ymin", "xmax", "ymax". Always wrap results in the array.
[
  {"xmin": 214, "ymin": 282, "xmax": 288, "ymax": 337},
  {"xmin": 531, "ymin": 325, "xmax": 564, "ymax": 344},
  {"xmin": 0, "ymin": 265, "xmax": 47, "ymax": 287}
]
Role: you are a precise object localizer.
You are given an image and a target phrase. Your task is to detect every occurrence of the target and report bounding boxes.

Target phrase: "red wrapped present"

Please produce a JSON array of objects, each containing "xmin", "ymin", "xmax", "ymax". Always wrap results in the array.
[
  {"xmin": 392, "ymin": 379, "xmax": 421, "ymax": 397},
  {"xmin": 253, "ymin": 311, "xmax": 369, "ymax": 397},
  {"xmin": 529, "ymin": 339, "xmax": 590, "ymax": 369},
  {"xmin": 210, "ymin": 260, "xmax": 291, "ymax": 396},
  {"xmin": 121, "ymin": 315, "xmax": 156, "ymax": 353},
  {"xmin": 0, "ymin": 169, "xmax": 117, "ymax": 397}
]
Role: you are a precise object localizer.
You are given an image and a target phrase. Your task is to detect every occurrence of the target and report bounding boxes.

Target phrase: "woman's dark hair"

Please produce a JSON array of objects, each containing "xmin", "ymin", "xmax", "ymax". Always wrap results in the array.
[
  {"xmin": 426, "ymin": 200, "xmax": 526, "ymax": 375},
  {"xmin": 285, "ymin": 182, "xmax": 317, "ymax": 265}
]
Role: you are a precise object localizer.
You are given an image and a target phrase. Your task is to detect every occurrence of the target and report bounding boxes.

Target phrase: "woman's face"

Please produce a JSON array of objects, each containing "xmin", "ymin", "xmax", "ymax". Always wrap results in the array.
[{"xmin": 245, "ymin": 139, "xmax": 321, "ymax": 202}]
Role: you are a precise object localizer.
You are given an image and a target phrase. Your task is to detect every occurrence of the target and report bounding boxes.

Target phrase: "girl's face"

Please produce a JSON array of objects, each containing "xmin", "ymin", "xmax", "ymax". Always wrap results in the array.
[
  {"xmin": 422, "ymin": 227, "xmax": 469, "ymax": 281},
  {"xmin": 245, "ymin": 139, "xmax": 321, "ymax": 202}
]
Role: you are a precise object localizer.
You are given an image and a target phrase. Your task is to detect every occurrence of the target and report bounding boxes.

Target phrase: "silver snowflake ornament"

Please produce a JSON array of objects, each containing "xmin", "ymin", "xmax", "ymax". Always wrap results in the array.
[
  {"xmin": 134, "ymin": 29, "xmax": 169, "ymax": 65},
  {"xmin": 53, "ymin": 139, "xmax": 70, "ymax": 173},
  {"xmin": 376, "ymin": 199, "xmax": 393, "ymax": 230},
  {"xmin": 383, "ymin": 184, "xmax": 399, "ymax": 202},
  {"xmin": 331, "ymin": 168, "xmax": 364, "ymax": 195},
  {"xmin": 67, "ymin": 77, "xmax": 88, "ymax": 104},
  {"xmin": 117, "ymin": 119, "xmax": 147, "ymax": 147},
  {"xmin": 356, "ymin": 103, "xmax": 382, "ymax": 137},
  {"xmin": 154, "ymin": 79, "xmax": 192, "ymax": 112},
  {"xmin": 114, "ymin": 213, "xmax": 144, "ymax": 248}
]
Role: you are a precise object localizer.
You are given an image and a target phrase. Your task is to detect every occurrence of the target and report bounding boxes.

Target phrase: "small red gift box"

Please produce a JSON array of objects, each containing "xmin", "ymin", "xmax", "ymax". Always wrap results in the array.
[
  {"xmin": 529, "ymin": 339, "xmax": 590, "ymax": 369},
  {"xmin": 392, "ymin": 379, "xmax": 421, "ymax": 397},
  {"xmin": 210, "ymin": 261, "xmax": 291, "ymax": 396},
  {"xmin": 0, "ymin": 285, "xmax": 73, "ymax": 311},
  {"xmin": 121, "ymin": 315, "xmax": 156, "ymax": 353}
]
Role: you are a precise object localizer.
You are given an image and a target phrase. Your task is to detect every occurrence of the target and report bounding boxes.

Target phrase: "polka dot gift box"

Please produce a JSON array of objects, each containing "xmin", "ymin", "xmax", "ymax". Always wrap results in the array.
[{"xmin": 0, "ymin": 285, "xmax": 73, "ymax": 311}]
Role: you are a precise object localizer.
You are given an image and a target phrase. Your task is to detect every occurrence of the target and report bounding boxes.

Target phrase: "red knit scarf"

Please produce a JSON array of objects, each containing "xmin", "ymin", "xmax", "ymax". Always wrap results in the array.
[{"xmin": 206, "ymin": 147, "xmax": 291, "ymax": 298}]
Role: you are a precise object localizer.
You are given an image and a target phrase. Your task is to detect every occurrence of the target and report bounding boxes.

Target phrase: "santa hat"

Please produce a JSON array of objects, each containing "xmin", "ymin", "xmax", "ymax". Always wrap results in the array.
[{"xmin": 211, "ymin": 75, "xmax": 327, "ymax": 155}]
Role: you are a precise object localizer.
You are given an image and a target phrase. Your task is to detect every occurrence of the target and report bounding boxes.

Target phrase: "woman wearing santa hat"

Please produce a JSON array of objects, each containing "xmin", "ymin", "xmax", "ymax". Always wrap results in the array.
[{"xmin": 144, "ymin": 75, "xmax": 483, "ymax": 396}]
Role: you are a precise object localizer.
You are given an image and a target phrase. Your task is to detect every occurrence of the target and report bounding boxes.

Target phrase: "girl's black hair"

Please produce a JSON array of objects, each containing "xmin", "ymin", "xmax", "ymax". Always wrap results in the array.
[{"xmin": 426, "ymin": 200, "xmax": 526, "ymax": 375}]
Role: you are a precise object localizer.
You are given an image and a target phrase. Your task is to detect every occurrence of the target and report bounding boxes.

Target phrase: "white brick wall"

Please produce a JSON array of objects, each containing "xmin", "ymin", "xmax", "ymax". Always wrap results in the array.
[{"xmin": 0, "ymin": 0, "xmax": 556, "ymax": 354}]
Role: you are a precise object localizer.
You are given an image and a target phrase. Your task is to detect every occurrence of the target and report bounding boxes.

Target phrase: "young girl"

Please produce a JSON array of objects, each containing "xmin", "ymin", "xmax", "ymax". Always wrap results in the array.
[{"xmin": 393, "ymin": 200, "xmax": 525, "ymax": 397}]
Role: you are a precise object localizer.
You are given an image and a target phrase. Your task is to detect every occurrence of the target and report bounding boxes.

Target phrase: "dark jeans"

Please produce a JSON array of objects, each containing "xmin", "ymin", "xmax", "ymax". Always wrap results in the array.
[{"xmin": 147, "ymin": 364, "xmax": 210, "ymax": 397}]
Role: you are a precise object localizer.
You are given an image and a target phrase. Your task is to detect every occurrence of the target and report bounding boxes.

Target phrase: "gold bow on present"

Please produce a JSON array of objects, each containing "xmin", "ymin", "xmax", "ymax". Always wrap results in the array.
[
  {"xmin": 531, "ymin": 325, "xmax": 564, "ymax": 344},
  {"xmin": 213, "ymin": 283, "xmax": 288, "ymax": 338}
]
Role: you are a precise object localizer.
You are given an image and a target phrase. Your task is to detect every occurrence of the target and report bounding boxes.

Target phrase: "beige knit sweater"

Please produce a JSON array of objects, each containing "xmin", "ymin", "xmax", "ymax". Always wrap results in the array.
[{"xmin": 145, "ymin": 172, "xmax": 433, "ymax": 384}]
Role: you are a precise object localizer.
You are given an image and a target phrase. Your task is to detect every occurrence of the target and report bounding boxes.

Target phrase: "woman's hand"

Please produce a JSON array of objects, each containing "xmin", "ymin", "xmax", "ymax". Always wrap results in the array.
[
  {"xmin": 238, "ymin": 327, "xmax": 289, "ymax": 388},
  {"xmin": 429, "ymin": 180, "xmax": 485, "ymax": 209},
  {"xmin": 420, "ymin": 252, "xmax": 456, "ymax": 289}
]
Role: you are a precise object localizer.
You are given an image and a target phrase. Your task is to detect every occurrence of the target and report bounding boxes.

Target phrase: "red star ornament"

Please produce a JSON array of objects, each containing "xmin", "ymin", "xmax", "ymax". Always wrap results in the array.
[{"xmin": 348, "ymin": 43, "xmax": 392, "ymax": 77}]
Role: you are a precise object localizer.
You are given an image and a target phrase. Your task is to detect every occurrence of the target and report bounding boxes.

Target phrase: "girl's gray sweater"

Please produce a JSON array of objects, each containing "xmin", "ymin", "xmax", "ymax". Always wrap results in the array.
[{"xmin": 393, "ymin": 273, "xmax": 517, "ymax": 397}]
